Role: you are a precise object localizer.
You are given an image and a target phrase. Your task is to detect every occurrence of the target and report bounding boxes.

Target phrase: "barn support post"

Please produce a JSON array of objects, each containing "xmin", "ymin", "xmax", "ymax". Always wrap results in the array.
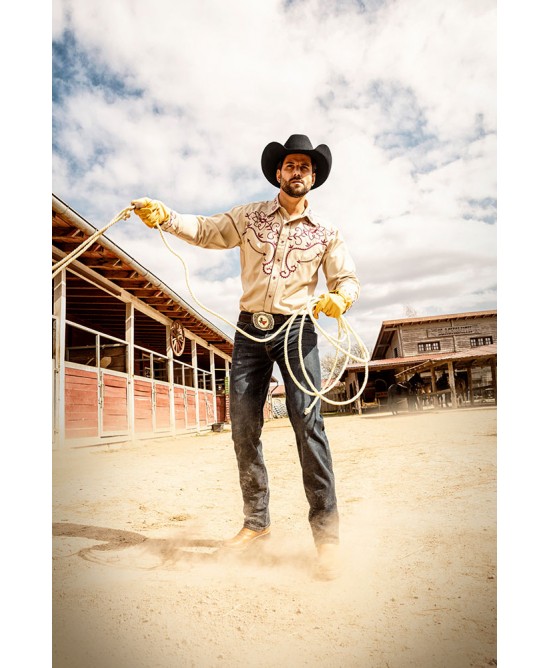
[
  {"xmin": 96, "ymin": 335, "xmax": 102, "ymax": 433},
  {"xmin": 344, "ymin": 375, "xmax": 353, "ymax": 411},
  {"xmin": 353, "ymin": 376, "xmax": 362, "ymax": 414},
  {"xmin": 125, "ymin": 303, "xmax": 135, "ymax": 441},
  {"xmin": 166, "ymin": 322, "xmax": 176, "ymax": 436},
  {"xmin": 467, "ymin": 366, "xmax": 474, "ymax": 406},
  {"xmin": 347, "ymin": 372, "xmax": 361, "ymax": 414},
  {"xmin": 430, "ymin": 367, "xmax": 437, "ymax": 393},
  {"xmin": 53, "ymin": 270, "xmax": 67, "ymax": 448},
  {"xmin": 429, "ymin": 366, "xmax": 437, "ymax": 407},
  {"xmin": 447, "ymin": 361, "xmax": 457, "ymax": 408},
  {"xmin": 210, "ymin": 348, "xmax": 218, "ymax": 424},
  {"xmin": 192, "ymin": 339, "xmax": 200, "ymax": 432}
]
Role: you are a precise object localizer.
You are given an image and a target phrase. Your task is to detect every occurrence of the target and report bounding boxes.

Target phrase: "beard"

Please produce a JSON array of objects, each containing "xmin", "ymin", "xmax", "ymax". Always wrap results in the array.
[{"xmin": 280, "ymin": 176, "xmax": 312, "ymax": 198}]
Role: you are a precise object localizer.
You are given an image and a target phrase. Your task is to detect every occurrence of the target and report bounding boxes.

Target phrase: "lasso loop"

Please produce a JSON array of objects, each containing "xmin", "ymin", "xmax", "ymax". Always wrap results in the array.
[{"xmin": 52, "ymin": 205, "xmax": 370, "ymax": 414}]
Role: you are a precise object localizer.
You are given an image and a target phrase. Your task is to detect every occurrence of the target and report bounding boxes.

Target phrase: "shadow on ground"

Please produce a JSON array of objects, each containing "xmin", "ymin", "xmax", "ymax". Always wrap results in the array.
[{"xmin": 52, "ymin": 522, "xmax": 311, "ymax": 573}]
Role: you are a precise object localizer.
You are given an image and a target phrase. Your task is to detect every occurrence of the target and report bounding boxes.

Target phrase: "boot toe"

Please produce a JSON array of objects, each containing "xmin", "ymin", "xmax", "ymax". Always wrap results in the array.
[
  {"xmin": 314, "ymin": 543, "xmax": 341, "ymax": 581},
  {"xmin": 223, "ymin": 526, "xmax": 271, "ymax": 550}
]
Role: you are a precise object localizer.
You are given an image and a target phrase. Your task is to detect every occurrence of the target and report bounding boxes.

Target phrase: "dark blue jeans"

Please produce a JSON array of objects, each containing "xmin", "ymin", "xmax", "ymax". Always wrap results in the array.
[{"xmin": 229, "ymin": 315, "xmax": 339, "ymax": 546}]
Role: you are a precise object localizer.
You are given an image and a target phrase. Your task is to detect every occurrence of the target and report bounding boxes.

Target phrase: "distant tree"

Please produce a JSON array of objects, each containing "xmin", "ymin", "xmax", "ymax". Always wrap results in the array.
[
  {"xmin": 403, "ymin": 305, "xmax": 418, "ymax": 318},
  {"xmin": 320, "ymin": 343, "xmax": 364, "ymax": 380}
]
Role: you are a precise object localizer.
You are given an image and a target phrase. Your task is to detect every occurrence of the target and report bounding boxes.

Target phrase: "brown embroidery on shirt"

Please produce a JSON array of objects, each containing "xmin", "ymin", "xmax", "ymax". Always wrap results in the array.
[
  {"xmin": 245, "ymin": 209, "xmax": 335, "ymax": 278},
  {"xmin": 281, "ymin": 224, "xmax": 336, "ymax": 278},
  {"xmin": 244, "ymin": 210, "xmax": 280, "ymax": 275}
]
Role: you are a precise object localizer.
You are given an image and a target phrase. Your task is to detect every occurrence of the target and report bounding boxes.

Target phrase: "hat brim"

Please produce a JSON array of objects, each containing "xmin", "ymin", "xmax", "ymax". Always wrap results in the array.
[{"xmin": 261, "ymin": 142, "xmax": 332, "ymax": 190}]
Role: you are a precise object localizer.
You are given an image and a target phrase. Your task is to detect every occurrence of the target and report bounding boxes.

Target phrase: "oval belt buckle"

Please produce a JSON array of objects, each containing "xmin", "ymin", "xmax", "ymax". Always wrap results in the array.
[{"xmin": 252, "ymin": 312, "xmax": 275, "ymax": 331}]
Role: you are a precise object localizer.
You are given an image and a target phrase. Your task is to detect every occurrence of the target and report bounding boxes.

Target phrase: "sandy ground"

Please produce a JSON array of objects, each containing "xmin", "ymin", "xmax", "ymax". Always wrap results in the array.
[{"xmin": 52, "ymin": 406, "xmax": 497, "ymax": 668}]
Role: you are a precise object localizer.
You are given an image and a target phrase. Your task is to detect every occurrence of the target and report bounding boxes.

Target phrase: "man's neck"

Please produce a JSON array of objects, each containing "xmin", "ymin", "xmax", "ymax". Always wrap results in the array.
[{"xmin": 278, "ymin": 191, "xmax": 308, "ymax": 218}]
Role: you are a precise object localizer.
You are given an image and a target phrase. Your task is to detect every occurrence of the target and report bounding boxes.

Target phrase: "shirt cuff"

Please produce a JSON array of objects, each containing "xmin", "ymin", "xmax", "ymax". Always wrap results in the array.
[
  {"xmin": 335, "ymin": 283, "xmax": 359, "ymax": 311},
  {"xmin": 161, "ymin": 211, "xmax": 200, "ymax": 242}
]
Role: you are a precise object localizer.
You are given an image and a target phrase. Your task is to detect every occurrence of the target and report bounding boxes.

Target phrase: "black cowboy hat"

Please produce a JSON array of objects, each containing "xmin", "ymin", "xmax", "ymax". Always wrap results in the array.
[{"xmin": 261, "ymin": 134, "xmax": 332, "ymax": 189}]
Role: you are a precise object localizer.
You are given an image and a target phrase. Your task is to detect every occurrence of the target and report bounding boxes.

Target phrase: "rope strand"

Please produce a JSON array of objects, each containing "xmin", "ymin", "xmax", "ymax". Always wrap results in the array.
[
  {"xmin": 52, "ymin": 206, "xmax": 134, "ymax": 279},
  {"xmin": 156, "ymin": 226, "xmax": 370, "ymax": 413}
]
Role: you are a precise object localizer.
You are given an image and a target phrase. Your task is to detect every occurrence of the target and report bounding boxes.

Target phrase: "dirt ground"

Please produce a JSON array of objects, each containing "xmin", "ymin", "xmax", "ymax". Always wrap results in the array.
[{"xmin": 52, "ymin": 406, "xmax": 497, "ymax": 668}]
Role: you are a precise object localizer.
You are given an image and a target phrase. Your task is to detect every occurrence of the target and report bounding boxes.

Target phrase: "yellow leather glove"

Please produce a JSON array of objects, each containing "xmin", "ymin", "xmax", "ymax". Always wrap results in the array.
[
  {"xmin": 313, "ymin": 292, "xmax": 352, "ymax": 319},
  {"xmin": 131, "ymin": 197, "xmax": 171, "ymax": 228}
]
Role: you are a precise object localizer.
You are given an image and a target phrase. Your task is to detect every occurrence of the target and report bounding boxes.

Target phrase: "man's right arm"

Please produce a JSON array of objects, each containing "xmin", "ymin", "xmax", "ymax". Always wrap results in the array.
[
  {"xmin": 163, "ymin": 210, "xmax": 242, "ymax": 250},
  {"xmin": 132, "ymin": 197, "xmax": 242, "ymax": 250}
]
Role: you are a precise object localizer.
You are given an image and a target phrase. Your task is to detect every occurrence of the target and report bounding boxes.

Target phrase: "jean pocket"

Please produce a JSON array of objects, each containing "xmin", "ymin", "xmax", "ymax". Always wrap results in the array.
[{"xmin": 236, "ymin": 321, "xmax": 261, "ymax": 339}]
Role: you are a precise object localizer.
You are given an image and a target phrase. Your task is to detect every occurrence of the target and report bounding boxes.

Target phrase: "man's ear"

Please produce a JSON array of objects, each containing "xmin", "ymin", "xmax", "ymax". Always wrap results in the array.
[{"xmin": 276, "ymin": 168, "xmax": 281, "ymax": 183}]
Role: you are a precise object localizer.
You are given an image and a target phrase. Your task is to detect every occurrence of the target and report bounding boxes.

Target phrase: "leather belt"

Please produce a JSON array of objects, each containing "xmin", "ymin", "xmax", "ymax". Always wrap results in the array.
[{"xmin": 238, "ymin": 311, "xmax": 292, "ymax": 331}]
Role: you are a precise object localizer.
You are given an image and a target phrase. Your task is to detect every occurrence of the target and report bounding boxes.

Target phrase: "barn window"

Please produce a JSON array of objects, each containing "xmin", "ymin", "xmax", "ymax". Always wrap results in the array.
[
  {"xmin": 65, "ymin": 322, "xmax": 128, "ymax": 371},
  {"xmin": 418, "ymin": 341, "xmax": 441, "ymax": 352},
  {"xmin": 134, "ymin": 347, "xmax": 170, "ymax": 380},
  {"xmin": 65, "ymin": 323, "xmax": 97, "ymax": 367},
  {"xmin": 197, "ymin": 369, "xmax": 212, "ymax": 390},
  {"xmin": 134, "ymin": 347, "xmax": 152, "ymax": 378},
  {"xmin": 470, "ymin": 336, "xmax": 493, "ymax": 347},
  {"xmin": 152, "ymin": 354, "xmax": 169, "ymax": 382},
  {"xmin": 98, "ymin": 336, "xmax": 127, "ymax": 372},
  {"xmin": 173, "ymin": 360, "xmax": 195, "ymax": 388}
]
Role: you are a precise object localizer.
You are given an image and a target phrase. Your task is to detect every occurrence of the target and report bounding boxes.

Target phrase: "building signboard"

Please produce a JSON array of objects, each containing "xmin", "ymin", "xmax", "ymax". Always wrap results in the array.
[{"xmin": 427, "ymin": 325, "xmax": 478, "ymax": 337}]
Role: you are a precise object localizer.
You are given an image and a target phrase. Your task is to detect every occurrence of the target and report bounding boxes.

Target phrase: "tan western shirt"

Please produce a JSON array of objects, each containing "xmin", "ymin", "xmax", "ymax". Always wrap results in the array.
[{"xmin": 161, "ymin": 196, "xmax": 360, "ymax": 316}]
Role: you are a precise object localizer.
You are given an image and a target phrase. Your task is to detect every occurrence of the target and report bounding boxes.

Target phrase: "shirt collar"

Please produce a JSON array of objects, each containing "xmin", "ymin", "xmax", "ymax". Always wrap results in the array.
[{"xmin": 268, "ymin": 195, "xmax": 318, "ymax": 226}]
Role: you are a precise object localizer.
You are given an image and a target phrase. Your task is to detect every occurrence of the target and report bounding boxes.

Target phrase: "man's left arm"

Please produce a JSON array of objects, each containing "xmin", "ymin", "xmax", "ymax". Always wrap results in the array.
[{"xmin": 314, "ymin": 231, "xmax": 360, "ymax": 319}]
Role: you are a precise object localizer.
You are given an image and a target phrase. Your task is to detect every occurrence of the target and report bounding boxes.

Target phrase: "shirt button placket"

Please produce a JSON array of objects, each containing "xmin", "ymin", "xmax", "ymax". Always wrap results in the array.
[
  {"xmin": 270, "ymin": 221, "xmax": 288, "ymax": 311},
  {"xmin": 264, "ymin": 217, "xmax": 283, "ymax": 310}
]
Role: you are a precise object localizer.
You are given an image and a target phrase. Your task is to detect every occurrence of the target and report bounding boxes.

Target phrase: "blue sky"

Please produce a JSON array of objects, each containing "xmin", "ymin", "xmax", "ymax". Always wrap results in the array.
[{"xmin": 51, "ymin": 0, "xmax": 497, "ymax": 354}]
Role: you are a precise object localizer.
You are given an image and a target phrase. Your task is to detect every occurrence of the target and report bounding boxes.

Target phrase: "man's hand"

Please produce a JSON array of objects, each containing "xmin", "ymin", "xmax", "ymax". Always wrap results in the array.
[
  {"xmin": 131, "ymin": 197, "xmax": 170, "ymax": 228},
  {"xmin": 313, "ymin": 292, "xmax": 351, "ymax": 319}
]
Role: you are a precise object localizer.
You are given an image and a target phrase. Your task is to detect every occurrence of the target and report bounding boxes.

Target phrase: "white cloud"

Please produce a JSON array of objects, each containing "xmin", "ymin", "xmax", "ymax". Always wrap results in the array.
[{"xmin": 52, "ymin": 0, "xmax": 497, "ymax": 353}]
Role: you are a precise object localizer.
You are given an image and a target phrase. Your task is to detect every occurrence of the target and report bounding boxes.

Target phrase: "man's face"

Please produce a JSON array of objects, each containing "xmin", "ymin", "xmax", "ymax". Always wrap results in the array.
[{"xmin": 277, "ymin": 154, "xmax": 316, "ymax": 198}]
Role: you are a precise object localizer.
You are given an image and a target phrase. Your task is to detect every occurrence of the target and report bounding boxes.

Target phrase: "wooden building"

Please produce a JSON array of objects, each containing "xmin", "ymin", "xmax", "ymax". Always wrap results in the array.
[
  {"xmin": 52, "ymin": 195, "xmax": 236, "ymax": 448},
  {"xmin": 343, "ymin": 310, "xmax": 497, "ymax": 412}
]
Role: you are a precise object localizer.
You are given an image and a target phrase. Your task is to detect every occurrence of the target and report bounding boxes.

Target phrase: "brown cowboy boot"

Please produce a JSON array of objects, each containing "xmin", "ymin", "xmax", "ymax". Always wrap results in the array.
[
  {"xmin": 223, "ymin": 526, "xmax": 271, "ymax": 550},
  {"xmin": 314, "ymin": 542, "xmax": 342, "ymax": 580}
]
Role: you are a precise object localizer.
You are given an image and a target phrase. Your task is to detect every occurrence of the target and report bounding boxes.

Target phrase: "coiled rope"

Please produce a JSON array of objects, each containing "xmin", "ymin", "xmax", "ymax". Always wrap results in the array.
[{"xmin": 52, "ymin": 205, "xmax": 370, "ymax": 414}]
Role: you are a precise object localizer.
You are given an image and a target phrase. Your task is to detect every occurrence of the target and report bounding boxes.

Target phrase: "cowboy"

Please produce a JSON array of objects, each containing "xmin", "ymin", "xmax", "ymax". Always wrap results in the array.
[{"xmin": 132, "ymin": 134, "xmax": 360, "ymax": 580}]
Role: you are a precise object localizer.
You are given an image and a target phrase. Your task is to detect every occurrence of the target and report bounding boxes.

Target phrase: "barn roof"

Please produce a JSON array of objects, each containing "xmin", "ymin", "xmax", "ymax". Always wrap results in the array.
[
  {"xmin": 52, "ymin": 194, "xmax": 234, "ymax": 358},
  {"xmin": 346, "ymin": 344, "xmax": 497, "ymax": 375},
  {"xmin": 371, "ymin": 310, "xmax": 497, "ymax": 360},
  {"xmin": 378, "ymin": 310, "xmax": 496, "ymax": 327}
]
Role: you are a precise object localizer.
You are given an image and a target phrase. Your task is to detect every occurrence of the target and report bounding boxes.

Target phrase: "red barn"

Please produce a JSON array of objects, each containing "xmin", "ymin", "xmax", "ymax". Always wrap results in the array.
[{"xmin": 52, "ymin": 195, "xmax": 235, "ymax": 447}]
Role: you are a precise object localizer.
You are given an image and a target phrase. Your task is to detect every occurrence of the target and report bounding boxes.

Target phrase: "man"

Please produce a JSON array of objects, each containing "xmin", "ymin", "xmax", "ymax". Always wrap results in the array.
[{"xmin": 132, "ymin": 134, "xmax": 360, "ymax": 580}]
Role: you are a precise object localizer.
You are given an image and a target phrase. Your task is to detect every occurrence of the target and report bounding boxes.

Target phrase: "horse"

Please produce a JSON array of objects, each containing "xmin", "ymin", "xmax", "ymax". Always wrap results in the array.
[
  {"xmin": 408, "ymin": 372, "xmax": 432, "ymax": 408},
  {"xmin": 455, "ymin": 372, "xmax": 469, "ymax": 404},
  {"xmin": 408, "ymin": 373, "xmax": 432, "ymax": 393},
  {"xmin": 436, "ymin": 371, "xmax": 468, "ymax": 407},
  {"xmin": 387, "ymin": 381, "xmax": 417, "ymax": 415}
]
